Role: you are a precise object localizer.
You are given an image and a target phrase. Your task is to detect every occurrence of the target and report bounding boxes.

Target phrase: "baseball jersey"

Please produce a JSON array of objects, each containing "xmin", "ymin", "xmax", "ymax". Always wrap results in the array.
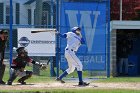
[
  {"xmin": 65, "ymin": 32, "xmax": 84, "ymax": 52},
  {"xmin": 11, "ymin": 56, "xmax": 32, "ymax": 69}
]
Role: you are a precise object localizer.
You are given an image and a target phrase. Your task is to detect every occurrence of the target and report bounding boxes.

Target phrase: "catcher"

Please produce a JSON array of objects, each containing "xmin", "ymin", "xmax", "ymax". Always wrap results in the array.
[{"xmin": 7, "ymin": 47, "xmax": 46, "ymax": 85}]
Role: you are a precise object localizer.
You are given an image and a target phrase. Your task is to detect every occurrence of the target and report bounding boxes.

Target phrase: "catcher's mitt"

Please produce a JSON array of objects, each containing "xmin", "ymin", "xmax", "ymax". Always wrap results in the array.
[{"xmin": 40, "ymin": 63, "xmax": 47, "ymax": 70}]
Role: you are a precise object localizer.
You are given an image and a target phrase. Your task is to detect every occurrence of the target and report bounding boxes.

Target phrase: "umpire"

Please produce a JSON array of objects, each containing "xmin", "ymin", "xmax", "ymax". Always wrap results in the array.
[{"xmin": 0, "ymin": 29, "xmax": 8, "ymax": 85}]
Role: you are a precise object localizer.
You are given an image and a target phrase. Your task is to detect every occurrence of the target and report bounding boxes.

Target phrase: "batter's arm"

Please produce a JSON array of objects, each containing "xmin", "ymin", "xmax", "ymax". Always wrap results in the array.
[
  {"xmin": 56, "ymin": 32, "xmax": 67, "ymax": 38},
  {"xmin": 81, "ymin": 38, "xmax": 85, "ymax": 44}
]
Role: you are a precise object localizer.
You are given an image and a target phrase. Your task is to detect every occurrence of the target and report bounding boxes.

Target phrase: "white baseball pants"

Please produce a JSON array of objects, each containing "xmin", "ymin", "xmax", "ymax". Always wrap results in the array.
[{"xmin": 65, "ymin": 49, "xmax": 83, "ymax": 74}]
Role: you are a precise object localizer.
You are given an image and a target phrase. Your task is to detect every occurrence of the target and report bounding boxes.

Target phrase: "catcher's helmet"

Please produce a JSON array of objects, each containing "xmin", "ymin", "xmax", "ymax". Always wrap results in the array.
[
  {"xmin": 16, "ymin": 47, "xmax": 28, "ymax": 56},
  {"xmin": 71, "ymin": 27, "xmax": 81, "ymax": 33}
]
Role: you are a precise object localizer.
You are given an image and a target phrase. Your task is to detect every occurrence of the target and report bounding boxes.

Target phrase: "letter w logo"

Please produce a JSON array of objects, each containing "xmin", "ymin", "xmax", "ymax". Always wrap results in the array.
[{"xmin": 65, "ymin": 10, "xmax": 100, "ymax": 52}]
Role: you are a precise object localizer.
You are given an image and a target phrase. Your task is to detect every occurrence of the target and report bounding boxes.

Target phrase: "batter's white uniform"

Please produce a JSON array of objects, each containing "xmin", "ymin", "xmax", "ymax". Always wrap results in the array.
[{"xmin": 65, "ymin": 32, "xmax": 83, "ymax": 74}]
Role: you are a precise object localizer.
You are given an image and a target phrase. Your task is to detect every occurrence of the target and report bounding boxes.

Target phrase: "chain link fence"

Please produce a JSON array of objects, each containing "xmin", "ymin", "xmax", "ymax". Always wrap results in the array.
[{"xmin": 1, "ymin": 0, "xmax": 111, "ymax": 82}]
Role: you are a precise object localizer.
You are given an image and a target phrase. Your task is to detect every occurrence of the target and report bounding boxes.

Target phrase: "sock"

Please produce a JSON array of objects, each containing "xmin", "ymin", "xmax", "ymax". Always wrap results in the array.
[
  {"xmin": 77, "ymin": 71, "xmax": 83, "ymax": 82},
  {"xmin": 59, "ymin": 71, "xmax": 68, "ymax": 80}
]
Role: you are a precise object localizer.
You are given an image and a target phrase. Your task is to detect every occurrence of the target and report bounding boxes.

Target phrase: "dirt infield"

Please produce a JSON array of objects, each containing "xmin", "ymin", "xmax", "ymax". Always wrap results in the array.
[{"xmin": 0, "ymin": 82, "xmax": 140, "ymax": 90}]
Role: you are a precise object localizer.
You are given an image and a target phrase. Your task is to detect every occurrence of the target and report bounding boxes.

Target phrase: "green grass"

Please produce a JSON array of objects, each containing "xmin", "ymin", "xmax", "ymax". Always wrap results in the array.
[
  {"xmin": 95, "ymin": 77, "xmax": 140, "ymax": 83},
  {"xmin": 0, "ymin": 89, "xmax": 140, "ymax": 93},
  {"xmin": 1, "ymin": 65, "xmax": 140, "ymax": 93},
  {"xmin": 3, "ymin": 65, "xmax": 54, "ymax": 83},
  {"xmin": 3, "ymin": 65, "xmax": 140, "ymax": 83},
  {"xmin": 3, "ymin": 65, "xmax": 90, "ymax": 83}
]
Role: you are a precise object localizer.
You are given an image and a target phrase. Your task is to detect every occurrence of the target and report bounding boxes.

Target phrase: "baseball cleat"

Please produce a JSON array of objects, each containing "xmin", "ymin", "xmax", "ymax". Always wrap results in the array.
[
  {"xmin": 78, "ymin": 81, "xmax": 90, "ymax": 86},
  {"xmin": 56, "ymin": 78, "xmax": 65, "ymax": 83},
  {"xmin": 7, "ymin": 81, "xmax": 12, "ymax": 85},
  {"xmin": 18, "ymin": 80, "xmax": 26, "ymax": 85},
  {"xmin": 0, "ymin": 80, "xmax": 6, "ymax": 85}
]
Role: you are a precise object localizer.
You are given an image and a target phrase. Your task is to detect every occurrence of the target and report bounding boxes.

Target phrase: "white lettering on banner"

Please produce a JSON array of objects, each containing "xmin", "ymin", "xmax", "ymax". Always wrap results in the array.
[
  {"xmin": 61, "ymin": 56, "xmax": 66, "ymax": 62},
  {"xmin": 80, "ymin": 11, "xmax": 100, "ymax": 52},
  {"xmin": 19, "ymin": 41, "xmax": 30, "ymax": 43},
  {"xmin": 65, "ymin": 10, "xmax": 78, "ymax": 26},
  {"xmin": 65, "ymin": 10, "xmax": 100, "ymax": 52},
  {"xmin": 61, "ymin": 55, "xmax": 105, "ymax": 64},
  {"xmin": 30, "ymin": 40, "xmax": 55, "ymax": 44}
]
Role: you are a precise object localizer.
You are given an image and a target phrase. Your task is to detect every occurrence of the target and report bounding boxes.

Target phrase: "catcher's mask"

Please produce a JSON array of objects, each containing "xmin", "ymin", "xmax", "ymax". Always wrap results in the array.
[{"xmin": 16, "ymin": 47, "xmax": 28, "ymax": 57}]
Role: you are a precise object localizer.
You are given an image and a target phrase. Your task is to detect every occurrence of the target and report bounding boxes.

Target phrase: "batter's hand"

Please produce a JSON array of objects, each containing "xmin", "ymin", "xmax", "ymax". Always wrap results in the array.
[
  {"xmin": 79, "ymin": 33, "xmax": 82, "ymax": 38},
  {"xmin": 55, "ymin": 31, "xmax": 59, "ymax": 34}
]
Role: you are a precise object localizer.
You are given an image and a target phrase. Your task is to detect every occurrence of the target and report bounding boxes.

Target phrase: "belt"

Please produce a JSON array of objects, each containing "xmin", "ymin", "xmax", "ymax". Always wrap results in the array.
[{"xmin": 66, "ymin": 48, "xmax": 73, "ymax": 51}]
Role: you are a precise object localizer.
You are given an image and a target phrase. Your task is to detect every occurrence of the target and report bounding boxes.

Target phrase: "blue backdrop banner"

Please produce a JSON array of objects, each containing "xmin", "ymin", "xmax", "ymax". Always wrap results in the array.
[{"xmin": 60, "ymin": 2, "xmax": 107, "ymax": 71}]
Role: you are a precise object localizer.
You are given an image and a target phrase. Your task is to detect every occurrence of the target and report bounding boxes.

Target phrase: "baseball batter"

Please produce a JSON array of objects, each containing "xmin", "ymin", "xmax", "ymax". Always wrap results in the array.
[{"xmin": 56, "ymin": 27, "xmax": 89, "ymax": 86}]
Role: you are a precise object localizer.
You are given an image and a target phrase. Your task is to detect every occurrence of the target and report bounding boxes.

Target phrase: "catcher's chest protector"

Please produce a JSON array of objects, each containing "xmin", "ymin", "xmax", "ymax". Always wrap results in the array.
[{"xmin": 14, "ymin": 57, "xmax": 29, "ymax": 68}]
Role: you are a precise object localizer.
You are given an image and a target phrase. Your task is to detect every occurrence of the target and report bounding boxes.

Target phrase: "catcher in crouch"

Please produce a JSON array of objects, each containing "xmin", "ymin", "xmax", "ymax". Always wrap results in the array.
[{"xmin": 7, "ymin": 47, "xmax": 45, "ymax": 85}]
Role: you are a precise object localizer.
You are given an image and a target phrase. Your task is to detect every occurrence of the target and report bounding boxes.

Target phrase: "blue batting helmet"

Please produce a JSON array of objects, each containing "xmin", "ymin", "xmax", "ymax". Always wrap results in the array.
[{"xmin": 71, "ymin": 27, "xmax": 81, "ymax": 33}]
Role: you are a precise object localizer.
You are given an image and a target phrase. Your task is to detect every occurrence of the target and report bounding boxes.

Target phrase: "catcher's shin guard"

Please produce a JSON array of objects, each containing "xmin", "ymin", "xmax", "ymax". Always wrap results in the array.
[
  {"xmin": 0, "ymin": 64, "xmax": 6, "ymax": 84},
  {"xmin": 18, "ymin": 71, "xmax": 32, "ymax": 85}
]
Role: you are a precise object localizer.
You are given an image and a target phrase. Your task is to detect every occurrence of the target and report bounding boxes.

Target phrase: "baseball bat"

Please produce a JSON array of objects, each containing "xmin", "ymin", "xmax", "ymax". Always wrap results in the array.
[{"xmin": 31, "ymin": 29, "xmax": 56, "ymax": 33}]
